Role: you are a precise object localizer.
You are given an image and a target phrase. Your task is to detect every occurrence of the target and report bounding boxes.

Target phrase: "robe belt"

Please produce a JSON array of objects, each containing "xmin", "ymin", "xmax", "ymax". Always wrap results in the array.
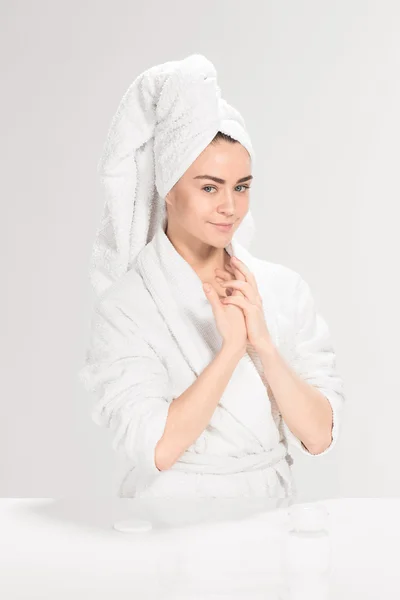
[{"xmin": 168, "ymin": 440, "xmax": 289, "ymax": 476}]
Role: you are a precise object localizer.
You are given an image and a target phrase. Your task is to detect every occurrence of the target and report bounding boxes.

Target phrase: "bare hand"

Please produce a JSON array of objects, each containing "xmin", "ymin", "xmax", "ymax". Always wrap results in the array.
[
  {"xmin": 203, "ymin": 269, "xmax": 247, "ymax": 355},
  {"xmin": 214, "ymin": 256, "xmax": 273, "ymax": 352}
]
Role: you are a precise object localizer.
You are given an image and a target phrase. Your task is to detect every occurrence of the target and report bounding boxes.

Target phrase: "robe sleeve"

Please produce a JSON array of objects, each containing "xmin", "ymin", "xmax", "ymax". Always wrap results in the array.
[
  {"xmin": 281, "ymin": 274, "xmax": 346, "ymax": 456},
  {"xmin": 78, "ymin": 296, "xmax": 172, "ymax": 488}
]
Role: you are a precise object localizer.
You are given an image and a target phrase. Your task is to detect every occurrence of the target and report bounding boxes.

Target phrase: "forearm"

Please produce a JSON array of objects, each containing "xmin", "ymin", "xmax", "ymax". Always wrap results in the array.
[
  {"xmin": 155, "ymin": 344, "xmax": 244, "ymax": 471},
  {"xmin": 257, "ymin": 341, "xmax": 333, "ymax": 454}
]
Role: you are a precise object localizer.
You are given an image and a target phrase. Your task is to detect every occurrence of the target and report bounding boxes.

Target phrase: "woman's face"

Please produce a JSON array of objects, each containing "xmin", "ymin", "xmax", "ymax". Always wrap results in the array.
[{"xmin": 165, "ymin": 140, "xmax": 252, "ymax": 248}]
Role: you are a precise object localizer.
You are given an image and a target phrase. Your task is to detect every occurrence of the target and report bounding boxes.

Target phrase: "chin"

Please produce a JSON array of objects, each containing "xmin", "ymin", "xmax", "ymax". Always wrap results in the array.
[
  {"xmin": 209, "ymin": 234, "xmax": 233, "ymax": 248},
  {"xmin": 201, "ymin": 221, "xmax": 237, "ymax": 245}
]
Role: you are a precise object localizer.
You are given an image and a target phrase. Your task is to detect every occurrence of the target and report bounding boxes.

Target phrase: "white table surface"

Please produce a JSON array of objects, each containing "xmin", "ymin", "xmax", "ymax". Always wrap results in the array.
[{"xmin": 1, "ymin": 496, "xmax": 399, "ymax": 599}]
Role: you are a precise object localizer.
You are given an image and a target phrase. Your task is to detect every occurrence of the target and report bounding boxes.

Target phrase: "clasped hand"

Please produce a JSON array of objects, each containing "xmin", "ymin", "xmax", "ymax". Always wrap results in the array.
[{"xmin": 204, "ymin": 255, "xmax": 272, "ymax": 352}]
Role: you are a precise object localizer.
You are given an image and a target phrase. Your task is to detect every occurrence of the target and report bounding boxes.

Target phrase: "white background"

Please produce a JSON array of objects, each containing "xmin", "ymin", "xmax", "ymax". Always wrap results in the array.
[{"xmin": 2, "ymin": 0, "xmax": 399, "ymax": 500}]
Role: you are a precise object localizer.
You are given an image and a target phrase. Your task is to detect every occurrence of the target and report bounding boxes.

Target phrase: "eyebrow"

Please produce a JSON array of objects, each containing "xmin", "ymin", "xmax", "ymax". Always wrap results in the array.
[{"xmin": 193, "ymin": 174, "xmax": 253, "ymax": 184}]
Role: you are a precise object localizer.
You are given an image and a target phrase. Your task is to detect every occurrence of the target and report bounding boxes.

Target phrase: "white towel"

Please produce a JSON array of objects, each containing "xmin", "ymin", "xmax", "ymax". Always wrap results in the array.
[{"xmin": 89, "ymin": 53, "xmax": 256, "ymax": 299}]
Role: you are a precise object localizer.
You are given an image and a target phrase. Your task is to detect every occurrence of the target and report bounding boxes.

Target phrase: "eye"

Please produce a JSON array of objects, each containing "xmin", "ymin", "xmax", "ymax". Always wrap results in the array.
[{"xmin": 203, "ymin": 184, "xmax": 251, "ymax": 193}]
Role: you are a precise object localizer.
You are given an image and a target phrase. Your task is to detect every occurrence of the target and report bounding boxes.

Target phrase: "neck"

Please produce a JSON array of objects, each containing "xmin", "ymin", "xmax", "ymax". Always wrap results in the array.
[{"xmin": 165, "ymin": 223, "xmax": 231, "ymax": 275}]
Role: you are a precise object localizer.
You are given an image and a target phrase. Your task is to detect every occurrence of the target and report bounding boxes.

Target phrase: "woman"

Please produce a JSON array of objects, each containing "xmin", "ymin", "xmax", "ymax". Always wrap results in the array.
[{"xmin": 79, "ymin": 54, "xmax": 345, "ymax": 501}]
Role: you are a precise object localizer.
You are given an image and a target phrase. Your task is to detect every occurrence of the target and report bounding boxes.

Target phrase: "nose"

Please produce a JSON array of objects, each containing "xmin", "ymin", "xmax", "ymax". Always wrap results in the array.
[{"xmin": 218, "ymin": 189, "xmax": 236, "ymax": 216}]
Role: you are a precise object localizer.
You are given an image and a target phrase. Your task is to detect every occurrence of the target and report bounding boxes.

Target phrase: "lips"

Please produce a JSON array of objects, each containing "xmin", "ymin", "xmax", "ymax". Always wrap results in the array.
[{"xmin": 211, "ymin": 223, "xmax": 234, "ymax": 231}]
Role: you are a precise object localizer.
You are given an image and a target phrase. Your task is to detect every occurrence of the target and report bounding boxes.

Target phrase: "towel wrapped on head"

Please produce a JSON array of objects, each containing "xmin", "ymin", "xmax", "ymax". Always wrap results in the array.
[{"xmin": 90, "ymin": 53, "xmax": 256, "ymax": 299}]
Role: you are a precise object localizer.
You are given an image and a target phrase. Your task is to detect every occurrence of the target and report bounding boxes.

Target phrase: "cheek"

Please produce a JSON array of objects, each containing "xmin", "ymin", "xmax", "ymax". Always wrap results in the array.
[
  {"xmin": 237, "ymin": 197, "xmax": 250, "ymax": 217},
  {"xmin": 185, "ymin": 196, "xmax": 210, "ymax": 220},
  {"xmin": 176, "ymin": 196, "xmax": 209, "ymax": 226}
]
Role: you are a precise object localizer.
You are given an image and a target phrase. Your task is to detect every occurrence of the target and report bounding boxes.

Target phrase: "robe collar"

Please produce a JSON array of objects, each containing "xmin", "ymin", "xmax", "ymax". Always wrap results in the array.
[
  {"xmin": 153, "ymin": 221, "xmax": 238, "ymax": 311},
  {"xmin": 135, "ymin": 222, "xmax": 246, "ymax": 377}
]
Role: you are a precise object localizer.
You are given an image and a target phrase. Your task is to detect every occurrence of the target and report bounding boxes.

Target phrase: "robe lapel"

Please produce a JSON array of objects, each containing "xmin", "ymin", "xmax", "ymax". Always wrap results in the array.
[
  {"xmin": 135, "ymin": 226, "xmax": 282, "ymax": 451},
  {"xmin": 136, "ymin": 238, "xmax": 213, "ymax": 378}
]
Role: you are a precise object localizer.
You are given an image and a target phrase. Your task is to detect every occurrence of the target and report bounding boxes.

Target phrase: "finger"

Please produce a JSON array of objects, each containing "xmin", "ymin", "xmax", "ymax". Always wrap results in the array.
[
  {"xmin": 215, "ymin": 262, "xmax": 235, "ymax": 277},
  {"xmin": 220, "ymin": 295, "xmax": 249, "ymax": 311},
  {"xmin": 219, "ymin": 279, "xmax": 257, "ymax": 303},
  {"xmin": 228, "ymin": 259, "xmax": 246, "ymax": 283},
  {"xmin": 224, "ymin": 263, "xmax": 235, "ymax": 274},
  {"xmin": 214, "ymin": 267, "xmax": 244, "ymax": 298},
  {"xmin": 203, "ymin": 283, "xmax": 225, "ymax": 316},
  {"xmin": 230, "ymin": 257, "xmax": 258, "ymax": 289},
  {"xmin": 215, "ymin": 266, "xmax": 236, "ymax": 282},
  {"xmin": 214, "ymin": 269, "xmax": 231, "ymax": 282}
]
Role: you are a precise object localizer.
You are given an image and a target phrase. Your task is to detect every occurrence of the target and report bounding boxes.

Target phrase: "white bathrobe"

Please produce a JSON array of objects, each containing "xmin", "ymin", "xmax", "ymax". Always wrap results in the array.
[{"xmin": 79, "ymin": 224, "xmax": 345, "ymax": 499}]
